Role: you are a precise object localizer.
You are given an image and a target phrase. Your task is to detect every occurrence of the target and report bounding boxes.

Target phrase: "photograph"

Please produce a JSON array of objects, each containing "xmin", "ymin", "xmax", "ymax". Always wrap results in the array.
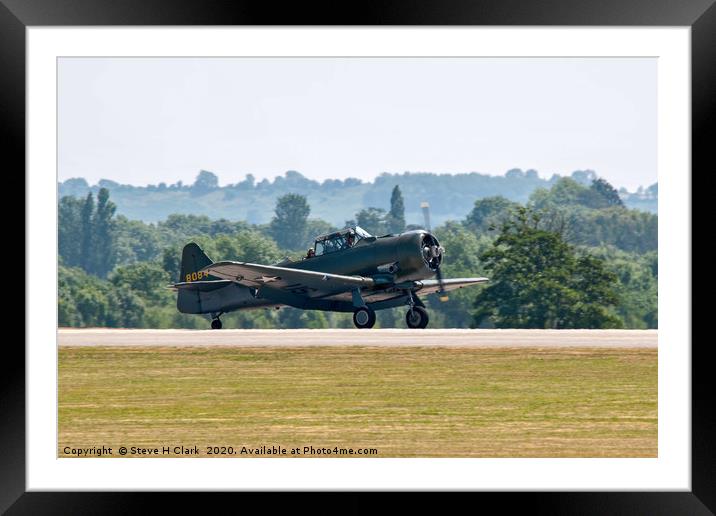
[{"xmin": 56, "ymin": 56, "xmax": 659, "ymax": 459}]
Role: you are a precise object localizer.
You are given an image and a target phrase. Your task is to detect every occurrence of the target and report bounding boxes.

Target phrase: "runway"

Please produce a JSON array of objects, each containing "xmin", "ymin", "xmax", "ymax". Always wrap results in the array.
[{"xmin": 58, "ymin": 328, "xmax": 657, "ymax": 348}]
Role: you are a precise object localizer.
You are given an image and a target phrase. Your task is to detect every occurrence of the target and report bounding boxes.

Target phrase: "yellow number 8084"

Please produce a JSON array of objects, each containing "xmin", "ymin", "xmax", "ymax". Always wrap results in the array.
[{"xmin": 185, "ymin": 271, "xmax": 208, "ymax": 282}]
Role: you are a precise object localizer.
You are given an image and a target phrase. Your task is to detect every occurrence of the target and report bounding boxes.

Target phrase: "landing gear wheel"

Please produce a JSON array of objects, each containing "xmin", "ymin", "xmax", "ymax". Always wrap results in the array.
[
  {"xmin": 406, "ymin": 306, "xmax": 429, "ymax": 329},
  {"xmin": 352, "ymin": 307, "xmax": 376, "ymax": 329},
  {"xmin": 211, "ymin": 318, "xmax": 222, "ymax": 330}
]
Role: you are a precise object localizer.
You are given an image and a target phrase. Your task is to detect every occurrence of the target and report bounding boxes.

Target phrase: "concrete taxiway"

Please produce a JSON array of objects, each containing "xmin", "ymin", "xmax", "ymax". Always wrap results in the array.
[{"xmin": 58, "ymin": 328, "xmax": 657, "ymax": 348}]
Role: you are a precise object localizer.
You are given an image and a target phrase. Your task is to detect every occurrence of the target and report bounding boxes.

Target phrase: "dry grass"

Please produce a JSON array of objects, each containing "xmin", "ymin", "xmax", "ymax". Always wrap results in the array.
[{"xmin": 58, "ymin": 346, "xmax": 657, "ymax": 458}]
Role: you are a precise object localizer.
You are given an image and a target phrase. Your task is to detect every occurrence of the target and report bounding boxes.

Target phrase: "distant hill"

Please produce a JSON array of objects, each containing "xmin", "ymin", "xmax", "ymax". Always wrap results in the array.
[{"xmin": 59, "ymin": 169, "xmax": 657, "ymax": 226}]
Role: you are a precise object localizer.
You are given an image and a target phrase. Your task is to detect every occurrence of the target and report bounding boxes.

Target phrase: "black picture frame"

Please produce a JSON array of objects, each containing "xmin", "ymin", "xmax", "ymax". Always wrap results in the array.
[{"xmin": 6, "ymin": 1, "xmax": 711, "ymax": 513}]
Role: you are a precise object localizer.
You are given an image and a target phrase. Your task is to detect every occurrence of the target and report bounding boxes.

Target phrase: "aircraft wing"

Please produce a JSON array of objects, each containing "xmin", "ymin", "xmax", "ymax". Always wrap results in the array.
[
  {"xmin": 200, "ymin": 261, "xmax": 375, "ymax": 295},
  {"xmin": 413, "ymin": 277, "xmax": 489, "ymax": 295}
]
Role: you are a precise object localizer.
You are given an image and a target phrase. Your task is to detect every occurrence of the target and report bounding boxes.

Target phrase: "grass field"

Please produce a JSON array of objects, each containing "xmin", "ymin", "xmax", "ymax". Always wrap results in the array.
[{"xmin": 58, "ymin": 346, "xmax": 657, "ymax": 458}]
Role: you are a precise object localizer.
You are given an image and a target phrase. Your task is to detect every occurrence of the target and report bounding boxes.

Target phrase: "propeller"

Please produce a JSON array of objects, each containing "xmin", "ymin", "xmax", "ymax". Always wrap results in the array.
[{"xmin": 420, "ymin": 202, "xmax": 449, "ymax": 302}]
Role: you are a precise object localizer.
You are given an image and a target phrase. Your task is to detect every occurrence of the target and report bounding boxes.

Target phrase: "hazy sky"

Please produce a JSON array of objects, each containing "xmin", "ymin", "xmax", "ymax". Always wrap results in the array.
[{"xmin": 58, "ymin": 57, "xmax": 656, "ymax": 190}]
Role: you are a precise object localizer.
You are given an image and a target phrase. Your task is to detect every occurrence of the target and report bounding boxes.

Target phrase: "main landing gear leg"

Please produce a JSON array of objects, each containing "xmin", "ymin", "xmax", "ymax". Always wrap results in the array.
[
  {"xmin": 210, "ymin": 312, "xmax": 223, "ymax": 330},
  {"xmin": 352, "ymin": 289, "xmax": 376, "ymax": 329},
  {"xmin": 405, "ymin": 291, "xmax": 429, "ymax": 329}
]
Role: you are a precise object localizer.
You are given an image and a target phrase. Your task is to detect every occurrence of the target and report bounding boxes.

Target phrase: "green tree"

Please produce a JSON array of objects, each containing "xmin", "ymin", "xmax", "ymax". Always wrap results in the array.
[
  {"xmin": 473, "ymin": 207, "xmax": 622, "ymax": 329},
  {"xmin": 269, "ymin": 194, "xmax": 311, "ymax": 250},
  {"xmin": 60, "ymin": 189, "xmax": 119, "ymax": 277},
  {"xmin": 465, "ymin": 196, "xmax": 520, "ymax": 233},
  {"xmin": 528, "ymin": 179, "xmax": 656, "ymax": 252},
  {"xmin": 385, "ymin": 185, "xmax": 406, "ymax": 234},
  {"xmin": 110, "ymin": 262, "xmax": 171, "ymax": 304},
  {"xmin": 59, "ymin": 265, "xmax": 115, "ymax": 327},
  {"xmin": 569, "ymin": 255, "xmax": 623, "ymax": 327},
  {"xmin": 588, "ymin": 246, "xmax": 657, "ymax": 328},
  {"xmin": 80, "ymin": 193, "xmax": 95, "ymax": 273},
  {"xmin": 106, "ymin": 287, "xmax": 147, "ymax": 328},
  {"xmin": 115, "ymin": 216, "xmax": 163, "ymax": 265},
  {"xmin": 211, "ymin": 231, "xmax": 283, "ymax": 264},
  {"xmin": 431, "ymin": 222, "xmax": 490, "ymax": 327},
  {"xmin": 191, "ymin": 170, "xmax": 219, "ymax": 195},
  {"xmin": 531, "ymin": 177, "xmax": 624, "ymax": 211},
  {"xmin": 58, "ymin": 196, "xmax": 83, "ymax": 267},
  {"xmin": 355, "ymin": 207, "xmax": 387, "ymax": 236},
  {"xmin": 162, "ymin": 247, "xmax": 182, "ymax": 281},
  {"xmin": 93, "ymin": 187, "xmax": 117, "ymax": 277},
  {"xmin": 590, "ymin": 178, "xmax": 625, "ymax": 208}
]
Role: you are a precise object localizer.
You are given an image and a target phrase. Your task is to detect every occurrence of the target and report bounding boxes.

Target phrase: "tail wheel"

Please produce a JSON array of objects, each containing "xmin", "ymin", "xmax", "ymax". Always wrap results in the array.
[
  {"xmin": 353, "ymin": 307, "xmax": 376, "ymax": 329},
  {"xmin": 406, "ymin": 306, "xmax": 429, "ymax": 329},
  {"xmin": 211, "ymin": 318, "xmax": 222, "ymax": 330}
]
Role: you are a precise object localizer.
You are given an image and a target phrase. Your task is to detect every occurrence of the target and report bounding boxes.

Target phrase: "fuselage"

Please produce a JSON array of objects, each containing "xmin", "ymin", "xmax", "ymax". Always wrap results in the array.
[
  {"xmin": 178, "ymin": 230, "xmax": 442, "ymax": 315},
  {"xmin": 287, "ymin": 230, "xmax": 439, "ymax": 283}
]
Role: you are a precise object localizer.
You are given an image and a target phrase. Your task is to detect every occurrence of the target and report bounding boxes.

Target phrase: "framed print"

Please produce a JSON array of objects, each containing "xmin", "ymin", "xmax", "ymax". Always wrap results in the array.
[{"xmin": 7, "ymin": 0, "xmax": 712, "ymax": 512}]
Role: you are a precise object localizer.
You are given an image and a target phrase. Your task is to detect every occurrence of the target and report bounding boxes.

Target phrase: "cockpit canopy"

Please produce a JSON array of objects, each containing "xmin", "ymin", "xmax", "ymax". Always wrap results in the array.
[{"xmin": 314, "ymin": 226, "xmax": 372, "ymax": 256}]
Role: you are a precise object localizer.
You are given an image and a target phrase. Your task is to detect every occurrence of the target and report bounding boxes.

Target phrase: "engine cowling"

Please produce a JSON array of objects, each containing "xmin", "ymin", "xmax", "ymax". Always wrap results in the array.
[{"xmin": 394, "ymin": 230, "xmax": 444, "ymax": 281}]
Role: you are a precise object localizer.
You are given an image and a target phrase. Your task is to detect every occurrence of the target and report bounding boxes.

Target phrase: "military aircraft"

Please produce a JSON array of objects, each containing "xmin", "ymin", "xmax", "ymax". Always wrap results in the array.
[{"xmin": 171, "ymin": 203, "xmax": 488, "ymax": 329}]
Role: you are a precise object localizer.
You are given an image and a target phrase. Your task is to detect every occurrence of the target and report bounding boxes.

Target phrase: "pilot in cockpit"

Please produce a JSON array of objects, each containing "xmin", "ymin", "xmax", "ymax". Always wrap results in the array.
[{"xmin": 305, "ymin": 247, "xmax": 315, "ymax": 259}]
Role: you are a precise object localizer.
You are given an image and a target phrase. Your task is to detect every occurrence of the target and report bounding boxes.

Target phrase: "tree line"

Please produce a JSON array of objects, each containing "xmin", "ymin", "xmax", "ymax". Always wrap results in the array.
[
  {"xmin": 58, "ymin": 177, "xmax": 657, "ymax": 329},
  {"xmin": 58, "ymin": 168, "xmax": 658, "ymax": 227}
]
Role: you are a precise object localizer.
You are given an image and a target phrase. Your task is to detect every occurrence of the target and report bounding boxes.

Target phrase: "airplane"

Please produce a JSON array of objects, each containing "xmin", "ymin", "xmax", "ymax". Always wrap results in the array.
[{"xmin": 171, "ymin": 203, "xmax": 488, "ymax": 329}]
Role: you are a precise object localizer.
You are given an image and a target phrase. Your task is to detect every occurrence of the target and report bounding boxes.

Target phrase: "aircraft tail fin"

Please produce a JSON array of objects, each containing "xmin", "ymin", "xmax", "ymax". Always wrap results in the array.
[
  {"xmin": 176, "ymin": 243, "xmax": 222, "ymax": 314},
  {"xmin": 179, "ymin": 242, "xmax": 213, "ymax": 283}
]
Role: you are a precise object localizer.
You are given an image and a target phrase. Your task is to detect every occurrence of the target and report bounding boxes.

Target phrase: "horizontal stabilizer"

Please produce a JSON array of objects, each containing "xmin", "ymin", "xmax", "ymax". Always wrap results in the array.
[{"xmin": 169, "ymin": 279, "xmax": 234, "ymax": 292}]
